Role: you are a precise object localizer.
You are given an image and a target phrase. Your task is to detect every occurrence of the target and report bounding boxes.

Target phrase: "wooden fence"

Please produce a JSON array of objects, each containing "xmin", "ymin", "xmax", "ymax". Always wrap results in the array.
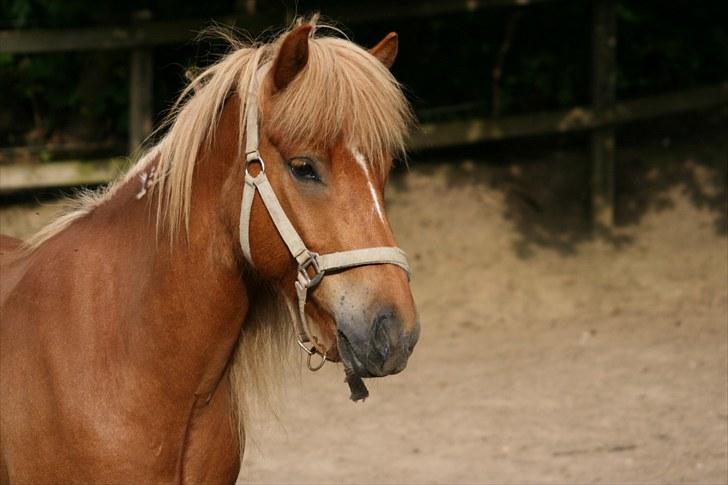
[{"xmin": 1, "ymin": 0, "xmax": 727, "ymax": 227}]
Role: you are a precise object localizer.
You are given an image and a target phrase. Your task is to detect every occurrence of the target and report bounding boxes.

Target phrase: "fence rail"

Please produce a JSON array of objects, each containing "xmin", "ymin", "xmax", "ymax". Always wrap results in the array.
[
  {"xmin": 0, "ymin": 0, "xmax": 560, "ymax": 53},
  {"xmin": 1, "ymin": 0, "xmax": 726, "ymax": 227},
  {"xmin": 0, "ymin": 159, "xmax": 129, "ymax": 192},
  {"xmin": 416, "ymin": 83, "xmax": 728, "ymax": 148}
]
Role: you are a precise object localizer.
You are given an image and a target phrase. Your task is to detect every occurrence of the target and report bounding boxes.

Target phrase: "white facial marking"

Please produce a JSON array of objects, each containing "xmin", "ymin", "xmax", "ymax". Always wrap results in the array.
[{"xmin": 350, "ymin": 147, "xmax": 385, "ymax": 223}]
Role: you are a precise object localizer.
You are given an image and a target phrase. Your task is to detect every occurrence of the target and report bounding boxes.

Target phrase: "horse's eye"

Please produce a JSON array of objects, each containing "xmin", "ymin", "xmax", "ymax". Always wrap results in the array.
[{"xmin": 288, "ymin": 158, "xmax": 321, "ymax": 182}]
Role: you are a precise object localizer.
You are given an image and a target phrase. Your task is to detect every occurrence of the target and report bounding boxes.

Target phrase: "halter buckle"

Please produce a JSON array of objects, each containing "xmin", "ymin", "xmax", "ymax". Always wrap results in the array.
[
  {"xmin": 244, "ymin": 150, "xmax": 265, "ymax": 176},
  {"xmin": 297, "ymin": 251, "xmax": 324, "ymax": 288}
]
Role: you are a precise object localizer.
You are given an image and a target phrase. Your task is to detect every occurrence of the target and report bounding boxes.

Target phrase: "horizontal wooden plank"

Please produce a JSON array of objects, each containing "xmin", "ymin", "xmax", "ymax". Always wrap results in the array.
[
  {"xmin": 0, "ymin": 158, "xmax": 129, "ymax": 193},
  {"xmin": 0, "ymin": 0, "xmax": 561, "ymax": 54},
  {"xmin": 1, "ymin": 20, "xmax": 201, "ymax": 53},
  {"xmin": 0, "ymin": 142, "xmax": 124, "ymax": 164},
  {"xmin": 411, "ymin": 82, "xmax": 728, "ymax": 149},
  {"xmin": 0, "ymin": 15, "xmax": 282, "ymax": 53}
]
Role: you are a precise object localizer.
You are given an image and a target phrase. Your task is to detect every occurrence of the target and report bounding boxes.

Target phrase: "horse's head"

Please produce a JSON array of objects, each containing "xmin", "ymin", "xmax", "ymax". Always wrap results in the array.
[{"xmin": 244, "ymin": 25, "xmax": 419, "ymax": 380}]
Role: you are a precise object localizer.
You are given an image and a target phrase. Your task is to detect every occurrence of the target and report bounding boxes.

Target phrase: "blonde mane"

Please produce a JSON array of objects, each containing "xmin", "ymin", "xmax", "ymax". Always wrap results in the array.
[{"xmin": 25, "ymin": 17, "xmax": 413, "ymax": 249}]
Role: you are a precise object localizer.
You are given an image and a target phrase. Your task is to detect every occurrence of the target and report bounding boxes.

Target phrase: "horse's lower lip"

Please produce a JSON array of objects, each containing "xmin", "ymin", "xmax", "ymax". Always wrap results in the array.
[{"xmin": 336, "ymin": 330, "xmax": 372, "ymax": 378}]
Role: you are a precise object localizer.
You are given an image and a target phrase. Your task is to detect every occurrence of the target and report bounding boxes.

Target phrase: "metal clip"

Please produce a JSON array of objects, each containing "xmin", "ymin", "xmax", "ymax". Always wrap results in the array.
[
  {"xmin": 297, "ymin": 251, "xmax": 324, "ymax": 288},
  {"xmin": 297, "ymin": 338, "xmax": 327, "ymax": 371},
  {"xmin": 307, "ymin": 351, "xmax": 327, "ymax": 371}
]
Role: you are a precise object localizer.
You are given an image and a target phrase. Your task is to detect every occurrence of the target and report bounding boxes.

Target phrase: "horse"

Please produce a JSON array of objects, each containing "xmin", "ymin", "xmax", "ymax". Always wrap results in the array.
[{"xmin": 0, "ymin": 19, "xmax": 420, "ymax": 483}]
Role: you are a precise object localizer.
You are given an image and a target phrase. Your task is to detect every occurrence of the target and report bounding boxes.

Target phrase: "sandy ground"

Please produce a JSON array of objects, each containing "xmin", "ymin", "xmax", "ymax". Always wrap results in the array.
[
  {"xmin": 239, "ymin": 135, "xmax": 727, "ymax": 483},
  {"xmin": 1, "ymin": 131, "xmax": 726, "ymax": 483}
]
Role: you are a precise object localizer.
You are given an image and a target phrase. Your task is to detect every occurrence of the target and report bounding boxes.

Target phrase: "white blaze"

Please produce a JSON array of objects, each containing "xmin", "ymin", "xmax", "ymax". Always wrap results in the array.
[{"xmin": 350, "ymin": 147, "xmax": 385, "ymax": 223}]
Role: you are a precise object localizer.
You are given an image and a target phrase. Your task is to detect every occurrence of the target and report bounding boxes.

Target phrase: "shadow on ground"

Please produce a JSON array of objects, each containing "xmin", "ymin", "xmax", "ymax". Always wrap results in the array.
[{"xmin": 396, "ymin": 110, "xmax": 727, "ymax": 258}]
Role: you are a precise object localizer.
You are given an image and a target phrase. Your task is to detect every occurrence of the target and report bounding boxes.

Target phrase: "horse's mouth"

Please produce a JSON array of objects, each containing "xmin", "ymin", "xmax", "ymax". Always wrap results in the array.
[
  {"xmin": 336, "ymin": 329, "xmax": 372, "ymax": 401},
  {"xmin": 336, "ymin": 329, "xmax": 374, "ymax": 378},
  {"xmin": 336, "ymin": 325, "xmax": 410, "ymax": 379}
]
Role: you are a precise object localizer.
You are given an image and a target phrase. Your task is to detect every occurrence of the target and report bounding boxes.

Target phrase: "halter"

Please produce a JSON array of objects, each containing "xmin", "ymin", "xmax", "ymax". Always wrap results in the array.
[{"xmin": 239, "ymin": 62, "xmax": 411, "ymax": 373}]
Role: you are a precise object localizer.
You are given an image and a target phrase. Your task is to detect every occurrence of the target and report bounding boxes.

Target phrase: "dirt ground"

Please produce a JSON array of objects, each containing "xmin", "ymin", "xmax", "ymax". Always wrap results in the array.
[
  {"xmin": 239, "ymin": 132, "xmax": 727, "ymax": 484},
  {"xmin": 1, "ymin": 128, "xmax": 726, "ymax": 483}
]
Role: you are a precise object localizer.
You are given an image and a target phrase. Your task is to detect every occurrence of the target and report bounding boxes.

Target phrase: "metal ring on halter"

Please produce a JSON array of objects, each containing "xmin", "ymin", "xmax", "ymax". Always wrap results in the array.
[
  {"xmin": 307, "ymin": 351, "xmax": 327, "ymax": 371},
  {"xmin": 244, "ymin": 150, "xmax": 265, "ymax": 176},
  {"xmin": 297, "ymin": 338, "xmax": 327, "ymax": 371}
]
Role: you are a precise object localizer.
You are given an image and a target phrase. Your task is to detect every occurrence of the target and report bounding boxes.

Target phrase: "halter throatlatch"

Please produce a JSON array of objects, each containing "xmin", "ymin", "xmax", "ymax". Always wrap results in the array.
[{"xmin": 238, "ymin": 62, "xmax": 411, "ymax": 398}]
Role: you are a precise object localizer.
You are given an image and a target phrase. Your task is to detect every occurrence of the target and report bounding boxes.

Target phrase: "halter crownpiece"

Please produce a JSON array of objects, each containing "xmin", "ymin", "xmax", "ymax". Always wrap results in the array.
[{"xmin": 238, "ymin": 59, "xmax": 411, "ymax": 398}]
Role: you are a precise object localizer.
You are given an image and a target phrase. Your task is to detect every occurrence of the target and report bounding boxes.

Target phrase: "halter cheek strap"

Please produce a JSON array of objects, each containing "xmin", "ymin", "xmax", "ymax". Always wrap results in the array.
[{"xmin": 239, "ymin": 62, "xmax": 411, "ymax": 373}]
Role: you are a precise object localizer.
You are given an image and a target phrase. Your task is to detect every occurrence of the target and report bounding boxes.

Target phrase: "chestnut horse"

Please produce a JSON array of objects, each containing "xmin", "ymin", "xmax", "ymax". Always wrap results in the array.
[{"xmin": 0, "ymin": 20, "xmax": 419, "ymax": 483}]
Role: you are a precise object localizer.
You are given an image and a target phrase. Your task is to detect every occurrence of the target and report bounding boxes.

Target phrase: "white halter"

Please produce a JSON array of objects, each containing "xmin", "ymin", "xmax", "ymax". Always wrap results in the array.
[{"xmin": 239, "ymin": 62, "xmax": 411, "ymax": 371}]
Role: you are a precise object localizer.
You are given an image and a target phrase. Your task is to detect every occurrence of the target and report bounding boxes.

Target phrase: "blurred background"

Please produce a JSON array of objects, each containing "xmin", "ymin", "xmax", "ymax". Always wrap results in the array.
[{"xmin": 1, "ymin": 1, "xmax": 726, "ymax": 483}]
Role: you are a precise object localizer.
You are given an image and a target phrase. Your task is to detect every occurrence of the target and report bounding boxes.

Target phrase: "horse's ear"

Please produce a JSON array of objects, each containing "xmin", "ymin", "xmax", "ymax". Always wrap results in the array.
[
  {"xmin": 272, "ymin": 25, "xmax": 312, "ymax": 92},
  {"xmin": 369, "ymin": 32, "xmax": 398, "ymax": 69}
]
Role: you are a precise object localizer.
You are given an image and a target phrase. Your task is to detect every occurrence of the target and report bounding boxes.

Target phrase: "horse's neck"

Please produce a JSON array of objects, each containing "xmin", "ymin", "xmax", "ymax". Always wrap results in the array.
[
  {"xmin": 45, "ymin": 145, "xmax": 246, "ymax": 404},
  {"xmin": 140, "ymin": 187, "xmax": 247, "ymax": 400}
]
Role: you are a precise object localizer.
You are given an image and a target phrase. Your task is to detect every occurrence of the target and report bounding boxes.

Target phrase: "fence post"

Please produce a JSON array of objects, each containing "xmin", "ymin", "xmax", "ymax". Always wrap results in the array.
[
  {"xmin": 590, "ymin": 0, "xmax": 617, "ymax": 228},
  {"xmin": 129, "ymin": 10, "xmax": 154, "ymax": 155}
]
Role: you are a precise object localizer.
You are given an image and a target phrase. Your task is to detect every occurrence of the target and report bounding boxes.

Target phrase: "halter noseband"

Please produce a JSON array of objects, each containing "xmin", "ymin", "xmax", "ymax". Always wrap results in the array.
[{"xmin": 238, "ymin": 62, "xmax": 411, "ymax": 373}]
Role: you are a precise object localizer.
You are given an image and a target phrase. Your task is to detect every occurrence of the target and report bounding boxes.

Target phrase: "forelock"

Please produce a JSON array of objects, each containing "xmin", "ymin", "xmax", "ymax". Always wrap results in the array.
[{"xmin": 267, "ymin": 32, "xmax": 413, "ymax": 177}]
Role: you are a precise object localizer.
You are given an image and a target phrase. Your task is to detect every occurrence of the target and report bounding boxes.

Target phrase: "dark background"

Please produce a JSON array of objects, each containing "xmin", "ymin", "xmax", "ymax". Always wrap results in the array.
[{"xmin": 1, "ymin": 0, "xmax": 727, "ymax": 150}]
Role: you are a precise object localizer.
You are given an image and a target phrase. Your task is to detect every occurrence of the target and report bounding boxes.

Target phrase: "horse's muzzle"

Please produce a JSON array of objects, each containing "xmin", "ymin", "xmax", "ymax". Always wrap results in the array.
[{"xmin": 337, "ymin": 310, "xmax": 420, "ymax": 378}]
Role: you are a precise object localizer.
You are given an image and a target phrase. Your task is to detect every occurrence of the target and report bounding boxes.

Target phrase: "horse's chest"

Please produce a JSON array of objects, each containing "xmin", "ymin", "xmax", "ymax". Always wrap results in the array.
[{"xmin": 179, "ymin": 379, "xmax": 241, "ymax": 484}]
